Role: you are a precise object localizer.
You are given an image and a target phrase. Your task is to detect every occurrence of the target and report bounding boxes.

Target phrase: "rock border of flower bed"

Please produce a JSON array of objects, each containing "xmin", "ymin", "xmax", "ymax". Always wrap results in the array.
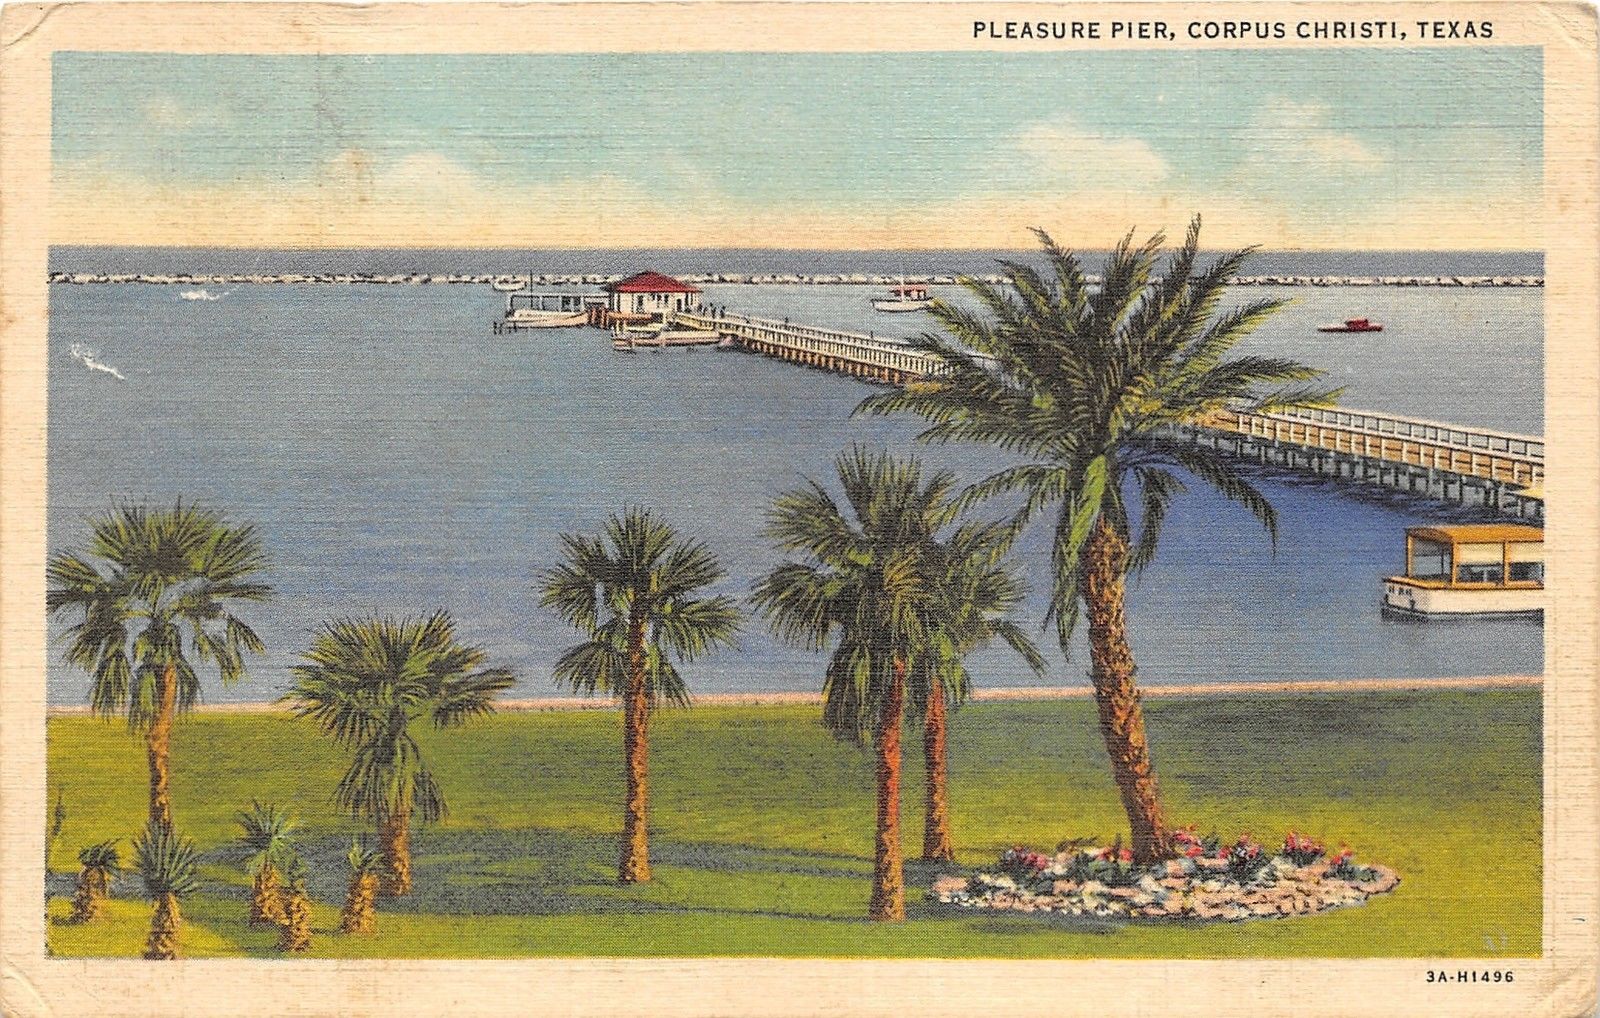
[{"xmin": 934, "ymin": 841, "xmax": 1400, "ymax": 923}]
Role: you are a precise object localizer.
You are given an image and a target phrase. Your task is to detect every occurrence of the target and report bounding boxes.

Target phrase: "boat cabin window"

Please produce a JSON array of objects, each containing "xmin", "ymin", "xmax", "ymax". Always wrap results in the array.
[
  {"xmin": 1509, "ymin": 561, "xmax": 1544, "ymax": 583},
  {"xmin": 1456, "ymin": 562, "xmax": 1503, "ymax": 584},
  {"xmin": 1408, "ymin": 539, "xmax": 1451, "ymax": 580},
  {"xmin": 1507, "ymin": 541, "xmax": 1543, "ymax": 585},
  {"xmin": 1454, "ymin": 541, "xmax": 1503, "ymax": 584}
]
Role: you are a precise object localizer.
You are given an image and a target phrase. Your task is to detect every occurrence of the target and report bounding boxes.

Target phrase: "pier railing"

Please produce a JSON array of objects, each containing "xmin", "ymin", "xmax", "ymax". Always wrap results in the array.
[
  {"xmin": 1199, "ymin": 405, "xmax": 1544, "ymax": 488},
  {"xmin": 672, "ymin": 308, "xmax": 1543, "ymax": 494},
  {"xmin": 671, "ymin": 310, "xmax": 997, "ymax": 380}
]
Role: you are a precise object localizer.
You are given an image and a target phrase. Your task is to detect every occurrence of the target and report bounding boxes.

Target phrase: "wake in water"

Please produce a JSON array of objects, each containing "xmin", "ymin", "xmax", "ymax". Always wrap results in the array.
[
  {"xmin": 68, "ymin": 343, "xmax": 126, "ymax": 380},
  {"xmin": 180, "ymin": 288, "xmax": 225, "ymax": 301}
]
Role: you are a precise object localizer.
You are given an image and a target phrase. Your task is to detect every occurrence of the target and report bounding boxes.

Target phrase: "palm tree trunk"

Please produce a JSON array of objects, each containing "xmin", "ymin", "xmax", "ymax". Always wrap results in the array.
[
  {"xmin": 1081, "ymin": 516, "xmax": 1170, "ymax": 865},
  {"xmin": 146, "ymin": 660, "xmax": 178, "ymax": 832},
  {"xmin": 379, "ymin": 810, "xmax": 413, "ymax": 897},
  {"xmin": 340, "ymin": 873, "xmax": 378, "ymax": 934},
  {"xmin": 277, "ymin": 889, "xmax": 312, "ymax": 952},
  {"xmin": 249, "ymin": 863, "xmax": 286, "ymax": 925},
  {"xmin": 921, "ymin": 679, "xmax": 954, "ymax": 863},
  {"xmin": 869, "ymin": 657, "xmax": 907, "ymax": 921},
  {"xmin": 619, "ymin": 611, "xmax": 652, "ymax": 884},
  {"xmin": 70, "ymin": 870, "xmax": 108, "ymax": 923},
  {"xmin": 144, "ymin": 893, "xmax": 180, "ymax": 960}
]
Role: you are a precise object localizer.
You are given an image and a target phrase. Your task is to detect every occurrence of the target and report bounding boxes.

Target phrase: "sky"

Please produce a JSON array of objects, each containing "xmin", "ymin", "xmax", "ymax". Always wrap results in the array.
[{"xmin": 51, "ymin": 49, "xmax": 1543, "ymax": 250}]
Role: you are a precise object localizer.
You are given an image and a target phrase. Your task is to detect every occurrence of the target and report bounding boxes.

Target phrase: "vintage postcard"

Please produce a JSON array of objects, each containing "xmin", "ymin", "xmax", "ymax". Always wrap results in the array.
[{"xmin": 1, "ymin": 2, "xmax": 1596, "ymax": 1015}]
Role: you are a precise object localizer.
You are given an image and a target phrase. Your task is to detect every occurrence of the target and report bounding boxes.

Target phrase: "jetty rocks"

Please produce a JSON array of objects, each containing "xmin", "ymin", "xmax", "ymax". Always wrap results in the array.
[
  {"xmin": 48, "ymin": 271, "xmax": 1543, "ymax": 289},
  {"xmin": 934, "ymin": 847, "xmax": 1400, "ymax": 923}
]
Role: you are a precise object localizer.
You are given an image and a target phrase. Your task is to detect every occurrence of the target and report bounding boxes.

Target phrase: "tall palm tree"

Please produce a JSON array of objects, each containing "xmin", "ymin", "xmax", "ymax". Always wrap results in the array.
[
  {"xmin": 540, "ymin": 509, "xmax": 741, "ymax": 884},
  {"xmin": 286, "ymin": 612, "xmax": 514, "ymax": 896},
  {"xmin": 133, "ymin": 822, "xmax": 201, "ymax": 960},
  {"xmin": 858, "ymin": 218, "xmax": 1336, "ymax": 864},
  {"xmin": 47, "ymin": 503, "xmax": 271, "ymax": 833},
  {"xmin": 753, "ymin": 448, "xmax": 965, "ymax": 920},
  {"xmin": 235, "ymin": 800, "xmax": 297, "ymax": 925},
  {"xmin": 914, "ymin": 520, "xmax": 1043, "ymax": 862}
]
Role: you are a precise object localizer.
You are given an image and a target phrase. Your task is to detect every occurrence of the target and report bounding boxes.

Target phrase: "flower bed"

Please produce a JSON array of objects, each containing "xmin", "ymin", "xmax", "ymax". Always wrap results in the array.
[{"xmin": 934, "ymin": 833, "xmax": 1399, "ymax": 922}]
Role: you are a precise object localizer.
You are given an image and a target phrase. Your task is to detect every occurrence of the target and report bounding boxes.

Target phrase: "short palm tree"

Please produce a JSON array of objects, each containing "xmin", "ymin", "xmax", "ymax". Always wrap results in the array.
[
  {"xmin": 915, "ymin": 520, "xmax": 1044, "ymax": 862},
  {"xmin": 47, "ymin": 503, "xmax": 271, "ymax": 833},
  {"xmin": 540, "ymin": 509, "xmax": 741, "ymax": 883},
  {"xmin": 287, "ymin": 612, "xmax": 514, "ymax": 896},
  {"xmin": 340, "ymin": 838, "xmax": 382, "ymax": 935},
  {"xmin": 753, "ymin": 448, "xmax": 962, "ymax": 921},
  {"xmin": 236, "ymin": 800, "xmax": 297, "ymax": 925},
  {"xmin": 133, "ymin": 822, "xmax": 201, "ymax": 960},
  {"xmin": 69, "ymin": 840, "xmax": 121, "ymax": 924},
  {"xmin": 276, "ymin": 855, "xmax": 312, "ymax": 953},
  {"xmin": 858, "ymin": 218, "xmax": 1336, "ymax": 863}
]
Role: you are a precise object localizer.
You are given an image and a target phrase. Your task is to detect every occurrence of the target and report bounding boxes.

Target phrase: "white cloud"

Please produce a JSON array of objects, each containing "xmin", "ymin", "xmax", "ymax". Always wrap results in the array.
[
  {"xmin": 1229, "ymin": 99, "xmax": 1387, "ymax": 184},
  {"xmin": 142, "ymin": 96, "xmax": 218, "ymax": 132},
  {"xmin": 1013, "ymin": 119, "xmax": 1171, "ymax": 187}
]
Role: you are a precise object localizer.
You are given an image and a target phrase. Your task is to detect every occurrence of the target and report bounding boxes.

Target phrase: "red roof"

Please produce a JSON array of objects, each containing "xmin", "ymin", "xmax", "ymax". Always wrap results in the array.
[{"xmin": 605, "ymin": 271, "xmax": 701, "ymax": 294}]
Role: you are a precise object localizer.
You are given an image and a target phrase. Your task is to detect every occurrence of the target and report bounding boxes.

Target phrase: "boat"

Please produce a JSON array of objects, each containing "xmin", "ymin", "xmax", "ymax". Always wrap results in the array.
[
  {"xmin": 872, "ymin": 281, "xmax": 933, "ymax": 313},
  {"xmin": 1381, "ymin": 524, "xmax": 1543, "ymax": 619},
  {"xmin": 496, "ymin": 291, "xmax": 589, "ymax": 330},
  {"xmin": 179, "ymin": 288, "xmax": 223, "ymax": 301},
  {"xmin": 1317, "ymin": 317, "xmax": 1384, "ymax": 333},
  {"xmin": 490, "ymin": 276, "xmax": 529, "ymax": 292}
]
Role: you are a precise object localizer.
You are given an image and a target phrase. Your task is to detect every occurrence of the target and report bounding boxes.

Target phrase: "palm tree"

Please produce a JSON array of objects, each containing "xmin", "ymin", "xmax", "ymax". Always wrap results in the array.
[
  {"xmin": 69, "ymin": 840, "xmax": 121, "ymax": 924},
  {"xmin": 914, "ymin": 520, "xmax": 1044, "ymax": 862},
  {"xmin": 276, "ymin": 855, "xmax": 312, "ymax": 953},
  {"xmin": 753, "ymin": 448, "xmax": 961, "ymax": 920},
  {"xmin": 236, "ymin": 800, "xmax": 296, "ymax": 925},
  {"xmin": 47, "ymin": 503, "xmax": 271, "ymax": 833},
  {"xmin": 540, "ymin": 509, "xmax": 741, "ymax": 884},
  {"xmin": 858, "ymin": 218, "xmax": 1337, "ymax": 863},
  {"xmin": 287, "ymin": 612, "xmax": 514, "ymax": 896},
  {"xmin": 133, "ymin": 822, "xmax": 201, "ymax": 960},
  {"xmin": 340, "ymin": 838, "xmax": 381, "ymax": 935}
]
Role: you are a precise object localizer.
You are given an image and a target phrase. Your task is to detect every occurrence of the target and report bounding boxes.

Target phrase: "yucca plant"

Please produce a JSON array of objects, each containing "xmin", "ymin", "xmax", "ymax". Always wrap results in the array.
[
  {"xmin": 133, "ymin": 823, "xmax": 201, "ymax": 960},
  {"xmin": 339, "ymin": 839, "xmax": 381, "ymax": 935},
  {"xmin": 276, "ymin": 855, "xmax": 312, "ymax": 953},
  {"xmin": 69, "ymin": 840, "xmax": 121, "ymax": 924},
  {"xmin": 235, "ymin": 800, "xmax": 297, "ymax": 926}
]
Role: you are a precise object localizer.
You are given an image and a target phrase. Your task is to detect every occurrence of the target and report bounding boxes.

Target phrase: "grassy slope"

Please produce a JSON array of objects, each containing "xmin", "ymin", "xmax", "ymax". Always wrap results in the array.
[{"xmin": 45, "ymin": 689, "xmax": 1541, "ymax": 959}]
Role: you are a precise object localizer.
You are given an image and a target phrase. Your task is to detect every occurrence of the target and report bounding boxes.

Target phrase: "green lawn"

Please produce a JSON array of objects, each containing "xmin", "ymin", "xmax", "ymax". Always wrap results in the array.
[{"xmin": 44, "ymin": 688, "xmax": 1541, "ymax": 959}]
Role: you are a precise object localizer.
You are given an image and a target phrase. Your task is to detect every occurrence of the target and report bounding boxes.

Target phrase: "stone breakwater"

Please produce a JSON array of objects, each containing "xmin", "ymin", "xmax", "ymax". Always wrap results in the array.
[
  {"xmin": 934, "ymin": 850, "xmax": 1401, "ymax": 922},
  {"xmin": 48, "ymin": 271, "xmax": 1543, "ymax": 288}
]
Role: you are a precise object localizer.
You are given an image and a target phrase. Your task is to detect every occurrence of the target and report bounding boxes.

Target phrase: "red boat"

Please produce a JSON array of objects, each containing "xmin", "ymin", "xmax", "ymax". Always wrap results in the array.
[{"xmin": 1317, "ymin": 317, "xmax": 1384, "ymax": 333}]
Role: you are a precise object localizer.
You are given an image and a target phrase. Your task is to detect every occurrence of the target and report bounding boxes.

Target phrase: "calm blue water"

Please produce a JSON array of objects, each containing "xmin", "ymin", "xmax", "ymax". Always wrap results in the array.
[{"xmin": 45, "ymin": 264, "xmax": 1544, "ymax": 704}]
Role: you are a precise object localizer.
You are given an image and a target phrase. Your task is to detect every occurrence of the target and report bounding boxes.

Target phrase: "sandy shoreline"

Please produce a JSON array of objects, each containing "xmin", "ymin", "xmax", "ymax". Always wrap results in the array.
[{"xmin": 43, "ymin": 674, "xmax": 1542, "ymax": 716}]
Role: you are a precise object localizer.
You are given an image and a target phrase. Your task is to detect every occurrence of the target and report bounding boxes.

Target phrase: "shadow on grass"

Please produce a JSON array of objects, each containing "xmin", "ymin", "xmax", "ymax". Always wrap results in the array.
[{"xmin": 271, "ymin": 827, "xmax": 971, "ymax": 926}]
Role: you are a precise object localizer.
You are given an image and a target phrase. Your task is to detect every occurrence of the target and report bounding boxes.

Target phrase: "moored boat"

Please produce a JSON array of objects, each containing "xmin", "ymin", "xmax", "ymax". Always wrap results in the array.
[
  {"xmin": 1382, "ymin": 524, "xmax": 1543, "ymax": 618},
  {"xmin": 1317, "ymin": 317, "xmax": 1384, "ymax": 333},
  {"xmin": 497, "ymin": 291, "xmax": 589, "ymax": 330},
  {"xmin": 872, "ymin": 282, "xmax": 933, "ymax": 313}
]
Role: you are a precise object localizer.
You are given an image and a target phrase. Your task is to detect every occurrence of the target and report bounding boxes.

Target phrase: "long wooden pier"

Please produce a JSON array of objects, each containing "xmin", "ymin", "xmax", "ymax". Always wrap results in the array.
[{"xmin": 664, "ymin": 309, "xmax": 1544, "ymax": 519}]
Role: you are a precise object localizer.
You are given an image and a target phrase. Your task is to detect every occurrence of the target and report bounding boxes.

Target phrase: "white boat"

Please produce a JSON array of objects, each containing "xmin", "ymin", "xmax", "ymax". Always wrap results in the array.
[
  {"xmin": 498, "ymin": 291, "xmax": 589, "ymax": 330},
  {"xmin": 491, "ymin": 277, "xmax": 529, "ymax": 292},
  {"xmin": 872, "ymin": 282, "xmax": 933, "ymax": 313},
  {"xmin": 1382, "ymin": 524, "xmax": 1544, "ymax": 618},
  {"xmin": 180, "ymin": 288, "xmax": 223, "ymax": 301}
]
